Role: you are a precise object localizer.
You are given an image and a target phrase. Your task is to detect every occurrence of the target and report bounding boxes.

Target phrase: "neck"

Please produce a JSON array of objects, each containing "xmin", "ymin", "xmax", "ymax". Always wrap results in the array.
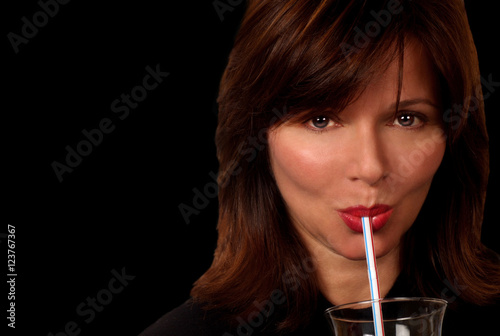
[{"xmin": 306, "ymin": 239, "xmax": 401, "ymax": 306}]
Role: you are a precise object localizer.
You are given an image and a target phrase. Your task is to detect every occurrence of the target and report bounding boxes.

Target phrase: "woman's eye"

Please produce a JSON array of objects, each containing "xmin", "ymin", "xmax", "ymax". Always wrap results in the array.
[
  {"xmin": 309, "ymin": 116, "xmax": 333, "ymax": 129},
  {"xmin": 393, "ymin": 112, "xmax": 425, "ymax": 128}
]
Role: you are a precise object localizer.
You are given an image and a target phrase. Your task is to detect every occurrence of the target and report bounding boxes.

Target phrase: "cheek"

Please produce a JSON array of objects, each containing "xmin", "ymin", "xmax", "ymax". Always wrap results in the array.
[
  {"xmin": 389, "ymin": 128, "xmax": 446, "ymax": 189},
  {"xmin": 269, "ymin": 132, "xmax": 341, "ymax": 196},
  {"xmin": 269, "ymin": 126, "xmax": 447, "ymax": 206}
]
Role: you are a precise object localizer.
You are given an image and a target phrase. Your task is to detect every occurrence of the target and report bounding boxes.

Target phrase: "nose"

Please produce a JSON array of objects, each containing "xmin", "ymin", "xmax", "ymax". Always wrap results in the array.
[{"xmin": 347, "ymin": 127, "xmax": 388, "ymax": 186}]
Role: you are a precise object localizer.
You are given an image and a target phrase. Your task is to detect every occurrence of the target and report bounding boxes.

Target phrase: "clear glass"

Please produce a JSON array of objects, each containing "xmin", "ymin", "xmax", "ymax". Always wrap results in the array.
[{"xmin": 325, "ymin": 297, "xmax": 447, "ymax": 336}]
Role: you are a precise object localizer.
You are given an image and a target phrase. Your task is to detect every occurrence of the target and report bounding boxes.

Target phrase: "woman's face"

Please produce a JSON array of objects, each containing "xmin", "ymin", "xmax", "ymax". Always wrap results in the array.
[{"xmin": 269, "ymin": 41, "xmax": 446, "ymax": 260}]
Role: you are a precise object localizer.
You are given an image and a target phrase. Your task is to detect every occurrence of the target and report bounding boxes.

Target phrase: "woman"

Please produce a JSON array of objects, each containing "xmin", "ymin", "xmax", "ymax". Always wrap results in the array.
[{"xmin": 141, "ymin": 0, "xmax": 500, "ymax": 334}]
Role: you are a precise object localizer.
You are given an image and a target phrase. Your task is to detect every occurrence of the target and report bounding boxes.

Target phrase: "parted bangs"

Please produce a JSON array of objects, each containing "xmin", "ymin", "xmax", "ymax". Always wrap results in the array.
[
  {"xmin": 219, "ymin": 0, "xmax": 479, "ymax": 143},
  {"xmin": 228, "ymin": 0, "xmax": 409, "ymax": 128}
]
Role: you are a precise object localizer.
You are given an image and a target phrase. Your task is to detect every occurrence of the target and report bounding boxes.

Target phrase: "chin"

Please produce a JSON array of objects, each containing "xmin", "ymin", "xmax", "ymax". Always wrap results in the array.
[{"xmin": 328, "ymin": 234, "xmax": 400, "ymax": 261}]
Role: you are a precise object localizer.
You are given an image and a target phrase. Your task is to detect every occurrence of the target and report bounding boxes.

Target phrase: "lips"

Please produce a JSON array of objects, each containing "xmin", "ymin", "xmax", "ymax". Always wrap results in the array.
[{"xmin": 337, "ymin": 204, "xmax": 393, "ymax": 233}]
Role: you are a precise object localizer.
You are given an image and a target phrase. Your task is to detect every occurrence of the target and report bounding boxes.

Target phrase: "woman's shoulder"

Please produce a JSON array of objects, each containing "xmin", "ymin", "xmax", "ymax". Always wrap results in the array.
[{"xmin": 139, "ymin": 298, "xmax": 231, "ymax": 336}]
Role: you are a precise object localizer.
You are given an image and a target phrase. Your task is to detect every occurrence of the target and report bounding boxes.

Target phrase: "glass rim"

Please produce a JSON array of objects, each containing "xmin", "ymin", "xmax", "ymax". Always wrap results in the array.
[{"xmin": 324, "ymin": 297, "xmax": 448, "ymax": 322}]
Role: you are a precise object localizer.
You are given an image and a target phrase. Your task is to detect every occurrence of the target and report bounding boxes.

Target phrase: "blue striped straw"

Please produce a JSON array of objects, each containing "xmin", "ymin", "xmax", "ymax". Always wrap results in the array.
[{"xmin": 362, "ymin": 216, "xmax": 385, "ymax": 336}]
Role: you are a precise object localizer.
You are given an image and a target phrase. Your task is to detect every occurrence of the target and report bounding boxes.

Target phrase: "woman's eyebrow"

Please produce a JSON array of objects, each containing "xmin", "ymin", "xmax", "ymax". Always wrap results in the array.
[{"xmin": 391, "ymin": 98, "xmax": 442, "ymax": 111}]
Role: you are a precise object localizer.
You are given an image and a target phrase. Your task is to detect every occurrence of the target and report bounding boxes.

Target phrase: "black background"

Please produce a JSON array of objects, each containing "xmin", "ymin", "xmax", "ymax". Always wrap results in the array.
[{"xmin": 4, "ymin": 1, "xmax": 500, "ymax": 335}]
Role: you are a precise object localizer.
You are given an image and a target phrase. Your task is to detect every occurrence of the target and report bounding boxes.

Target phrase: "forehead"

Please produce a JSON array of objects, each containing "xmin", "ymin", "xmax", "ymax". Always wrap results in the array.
[
  {"xmin": 354, "ymin": 40, "xmax": 441, "ymax": 109},
  {"xmin": 275, "ymin": 38, "xmax": 442, "ymax": 126}
]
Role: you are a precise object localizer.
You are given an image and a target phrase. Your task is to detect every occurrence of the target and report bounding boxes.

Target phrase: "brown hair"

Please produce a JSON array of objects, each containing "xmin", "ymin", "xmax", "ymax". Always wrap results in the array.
[{"xmin": 191, "ymin": 0, "xmax": 500, "ymax": 331}]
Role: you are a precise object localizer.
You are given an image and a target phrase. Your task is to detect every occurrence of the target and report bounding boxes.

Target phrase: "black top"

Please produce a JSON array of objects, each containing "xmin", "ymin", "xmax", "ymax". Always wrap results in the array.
[{"xmin": 139, "ymin": 273, "xmax": 500, "ymax": 335}]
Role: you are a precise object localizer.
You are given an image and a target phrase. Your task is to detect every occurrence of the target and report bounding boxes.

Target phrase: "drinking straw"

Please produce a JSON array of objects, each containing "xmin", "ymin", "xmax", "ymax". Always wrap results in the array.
[{"xmin": 362, "ymin": 216, "xmax": 385, "ymax": 336}]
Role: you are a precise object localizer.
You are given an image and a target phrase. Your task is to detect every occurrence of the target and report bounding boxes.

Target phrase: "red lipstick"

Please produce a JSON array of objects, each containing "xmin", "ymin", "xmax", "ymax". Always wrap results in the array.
[{"xmin": 338, "ymin": 205, "xmax": 393, "ymax": 233}]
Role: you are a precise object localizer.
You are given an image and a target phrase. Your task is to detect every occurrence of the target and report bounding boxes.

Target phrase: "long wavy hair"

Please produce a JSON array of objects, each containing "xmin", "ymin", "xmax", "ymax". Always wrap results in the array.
[{"xmin": 191, "ymin": 0, "xmax": 500, "ymax": 331}]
